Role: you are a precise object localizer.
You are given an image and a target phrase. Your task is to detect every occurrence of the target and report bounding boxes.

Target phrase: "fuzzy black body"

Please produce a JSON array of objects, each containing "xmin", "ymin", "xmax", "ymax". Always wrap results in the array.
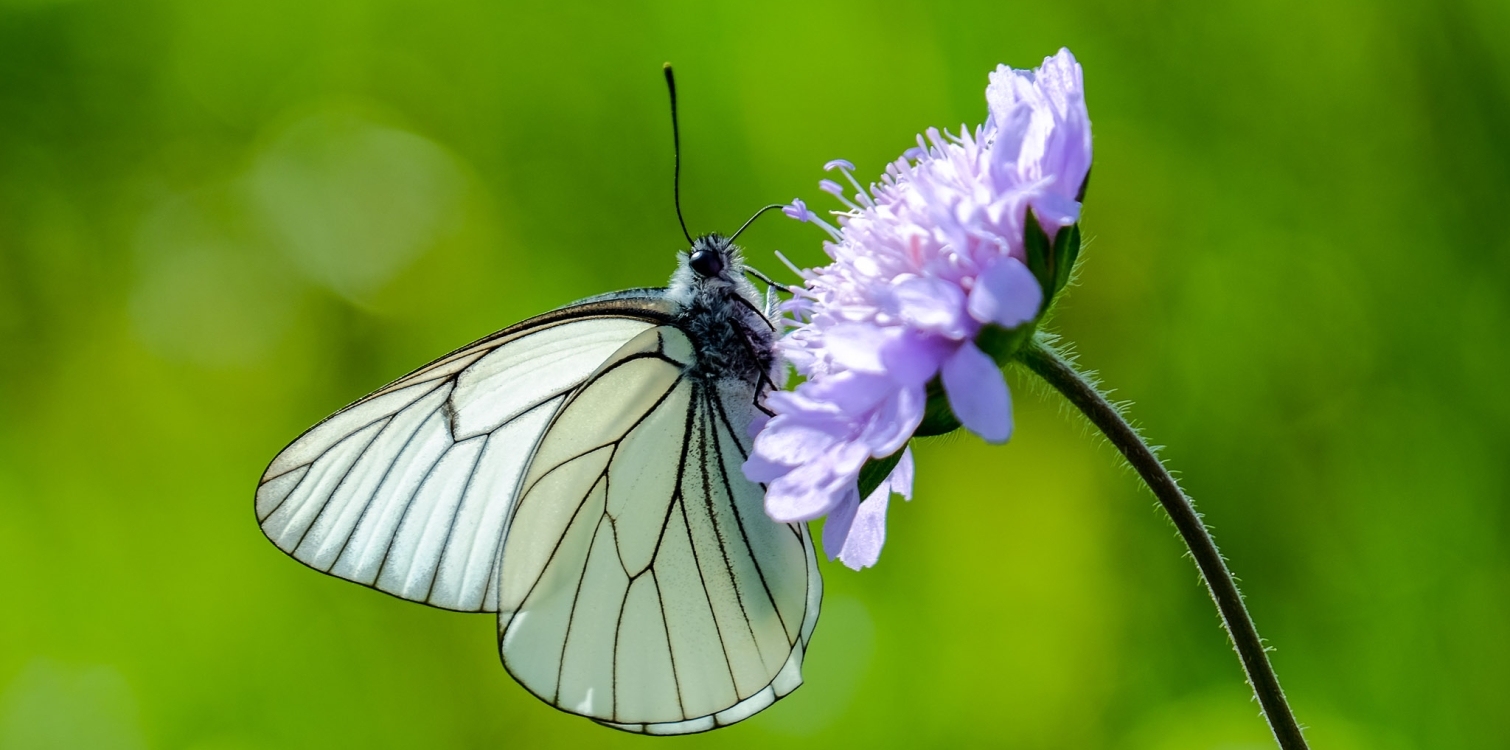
[{"xmin": 666, "ymin": 233, "xmax": 776, "ymax": 387}]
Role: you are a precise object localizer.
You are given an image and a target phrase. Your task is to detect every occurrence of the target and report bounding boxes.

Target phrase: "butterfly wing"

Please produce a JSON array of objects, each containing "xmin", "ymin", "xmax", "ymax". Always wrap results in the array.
[
  {"xmin": 495, "ymin": 326, "xmax": 822, "ymax": 734},
  {"xmin": 255, "ymin": 293, "xmax": 675, "ymax": 612}
]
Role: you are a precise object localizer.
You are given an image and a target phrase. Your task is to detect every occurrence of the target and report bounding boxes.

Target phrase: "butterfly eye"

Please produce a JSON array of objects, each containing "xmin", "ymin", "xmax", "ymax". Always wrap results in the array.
[{"xmin": 689, "ymin": 248, "xmax": 724, "ymax": 277}]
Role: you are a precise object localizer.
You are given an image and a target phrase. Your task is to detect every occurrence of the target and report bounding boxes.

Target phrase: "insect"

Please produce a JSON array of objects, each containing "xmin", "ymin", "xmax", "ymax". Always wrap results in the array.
[{"xmin": 253, "ymin": 65, "xmax": 821, "ymax": 734}]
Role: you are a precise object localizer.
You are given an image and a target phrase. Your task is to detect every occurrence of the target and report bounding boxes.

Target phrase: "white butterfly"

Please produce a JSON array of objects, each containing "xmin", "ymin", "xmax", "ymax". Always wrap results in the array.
[{"xmin": 254, "ymin": 226, "xmax": 822, "ymax": 733}]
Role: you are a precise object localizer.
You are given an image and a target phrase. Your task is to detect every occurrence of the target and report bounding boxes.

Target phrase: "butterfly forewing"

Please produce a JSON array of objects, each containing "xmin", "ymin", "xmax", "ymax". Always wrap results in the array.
[
  {"xmin": 255, "ymin": 298, "xmax": 673, "ymax": 612},
  {"xmin": 497, "ymin": 326, "xmax": 820, "ymax": 734},
  {"xmin": 254, "ymin": 288, "xmax": 821, "ymax": 734}
]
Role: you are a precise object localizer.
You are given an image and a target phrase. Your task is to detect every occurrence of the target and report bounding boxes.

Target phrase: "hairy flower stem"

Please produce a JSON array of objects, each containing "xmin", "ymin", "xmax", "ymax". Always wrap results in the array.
[{"xmin": 1016, "ymin": 334, "xmax": 1308, "ymax": 750}]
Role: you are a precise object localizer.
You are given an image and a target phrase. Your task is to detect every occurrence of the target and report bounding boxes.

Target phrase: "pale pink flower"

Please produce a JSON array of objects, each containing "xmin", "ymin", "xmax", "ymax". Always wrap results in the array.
[{"xmin": 746, "ymin": 49, "xmax": 1092, "ymax": 569}]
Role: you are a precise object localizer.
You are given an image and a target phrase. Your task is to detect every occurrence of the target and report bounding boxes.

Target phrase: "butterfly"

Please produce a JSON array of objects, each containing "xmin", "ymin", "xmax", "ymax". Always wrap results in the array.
[{"xmin": 252, "ymin": 66, "xmax": 821, "ymax": 735}]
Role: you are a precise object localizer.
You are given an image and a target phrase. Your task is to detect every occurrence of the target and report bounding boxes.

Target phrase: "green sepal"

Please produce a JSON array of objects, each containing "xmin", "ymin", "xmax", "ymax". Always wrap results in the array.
[
  {"xmin": 1051, "ymin": 222, "xmax": 1080, "ymax": 299},
  {"xmin": 1023, "ymin": 209, "xmax": 1055, "ymax": 297},
  {"xmin": 855, "ymin": 448, "xmax": 906, "ymax": 502},
  {"xmin": 976, "ymin": 321, "xmax": 1036, "ymax": 367},
  {"xmin": 1026, "ymin": 209, "xmax": 1083, "ymax": 307},
  {"xmin": 914, "ymin": 376, "xmax": 962, "ymax": 437}
]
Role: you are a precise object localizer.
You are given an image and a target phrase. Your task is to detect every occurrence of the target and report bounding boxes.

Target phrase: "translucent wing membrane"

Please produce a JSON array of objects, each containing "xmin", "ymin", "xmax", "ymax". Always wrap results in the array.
[
  {"xmin": 255, "ymin": 298, "xmax": 674, "ymax": 612},
  {"xmin": 497, "ymin": 327, "xmax": 821, "ymax": 734}
]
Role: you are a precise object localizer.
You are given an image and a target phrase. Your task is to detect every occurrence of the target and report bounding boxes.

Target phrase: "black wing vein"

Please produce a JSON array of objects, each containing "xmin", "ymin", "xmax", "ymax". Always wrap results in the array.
[{"xmin": 694, "ymin": 394, "xmax": 767, "ymax": 665}]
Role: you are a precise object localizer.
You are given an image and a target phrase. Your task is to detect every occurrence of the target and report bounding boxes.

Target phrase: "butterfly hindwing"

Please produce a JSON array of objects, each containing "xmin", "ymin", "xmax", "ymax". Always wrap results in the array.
[
  {"xmin": 497, "ymin": 326, "xmax": 821, "ymax": 734},
  {"xmin": 255, "ymin": 296, "xmax": 674, "ymax": 612}
]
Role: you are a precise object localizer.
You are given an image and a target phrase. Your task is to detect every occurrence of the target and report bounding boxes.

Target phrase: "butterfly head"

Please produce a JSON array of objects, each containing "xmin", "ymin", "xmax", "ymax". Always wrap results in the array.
[
  {"xmin": 672, "ymin": 233, "xmax": 753, "ymax": 299},
  {"xmin": 667, "ymin": 233, "xmax": 764, "ymax": 323},
  {"xmin": 688, "ymin": 236, "xmax": 726, "ymax": 278},
  {"xmin": 688, "ymin": 233, "xmax": 734, "ymax": 279}
]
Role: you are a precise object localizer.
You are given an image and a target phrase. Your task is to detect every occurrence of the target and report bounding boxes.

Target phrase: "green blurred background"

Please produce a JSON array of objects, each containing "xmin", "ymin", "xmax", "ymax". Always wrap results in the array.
[{"xmin": 3, "ymin": 0, "xmax": 1507, "ymax": 747}]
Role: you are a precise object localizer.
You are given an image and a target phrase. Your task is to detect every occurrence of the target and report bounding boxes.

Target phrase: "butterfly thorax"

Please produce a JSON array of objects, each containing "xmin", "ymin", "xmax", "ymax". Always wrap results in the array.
[{"xmin": 666, "ymin": 233, "xmax": 776, "ymax": 385}]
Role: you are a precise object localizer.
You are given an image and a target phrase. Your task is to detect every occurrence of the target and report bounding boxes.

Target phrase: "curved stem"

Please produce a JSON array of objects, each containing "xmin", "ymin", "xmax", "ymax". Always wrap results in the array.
[{"xmin": 1016, "ymin": 334, "xmax": 1308, "ymax": 750}]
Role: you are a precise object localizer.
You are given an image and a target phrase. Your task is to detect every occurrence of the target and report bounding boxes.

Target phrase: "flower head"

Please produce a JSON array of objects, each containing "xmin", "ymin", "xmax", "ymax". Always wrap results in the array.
[{"xmin": 746, "ymin": 48, "xmax": 1092, "ymax": 569}]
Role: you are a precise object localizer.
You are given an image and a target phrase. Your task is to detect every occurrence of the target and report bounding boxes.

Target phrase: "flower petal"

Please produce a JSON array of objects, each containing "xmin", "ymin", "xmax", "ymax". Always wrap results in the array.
[
  {"xmin": 821, "ymin": 489, "xmax": 859, "ymax": 562},
  {"xmin": 967, "ymin": 257, "xmax": 1042, "ymax": 328},
  {"xmin": 888, "ymin": 276, "xmax": 969, "ymax": 338},
  {"xmin": 879, "ymin": 329, "xmax": 950, "ymax": 387},
  {"xmin": 765, "ymin": 471, "xmax": 840, "ymax": 522},
  {"xmin": 746, "ymin": 410, "xmax": 771, "ymax": 439},
  {"xmin": 766, "ymin": 387, "xmax": 840, "ymax": 417},
  {"xmin": 764, "ymin": 441, "xmax": 869, "ymax": 522},
  {"xmin": 782, "ymin": 198, "xmax": 818, "ymax": 223},
  {"xmin": 836, "ymin": 483, "xmax": 892, "ymax": 570},
  {"xmin": 886, "ymin": 447, "xmax": 916, "ymax": 501},
  {"xmin": 741, "ymin": 451, "xmax": 789, "ymax": 484},
  {"xmin": 751, "ymin": 418, "xmax": 840, "ymax": 466},
  {"xmin": 1028, "ymin": 191, "xmax": 1081, "ymax": 230},
  {"xmin": 862, "ymin": 384, "xmax": 925, "ymax": 458},
  {"xmin": 805, "ymin": 371, "xmax": 894, "ymax": 415},
  {"xmin": 941, "ymin": 340, "xmax": 1014, "ymax": 443},
  {"xmin": 825, "ymin": 323, "xmax": 890, "ymax": 373}
]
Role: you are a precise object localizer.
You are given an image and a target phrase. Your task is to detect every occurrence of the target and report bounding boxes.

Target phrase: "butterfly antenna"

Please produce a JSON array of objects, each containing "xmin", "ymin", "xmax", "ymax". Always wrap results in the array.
[
  {"xmin": 729, "ymin": 203, "xmax": 785, "ymax": 242},
  {"xmin": 664, "ymin": 63, "xmax": 694, "ymax": 245},
  {"xmin": 743, "ymin": 265, "xmax": 791, "ymax": 293},
  {"xmin": 734, "ymin": 204, "xmax": 792, "ymax": 292}
]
